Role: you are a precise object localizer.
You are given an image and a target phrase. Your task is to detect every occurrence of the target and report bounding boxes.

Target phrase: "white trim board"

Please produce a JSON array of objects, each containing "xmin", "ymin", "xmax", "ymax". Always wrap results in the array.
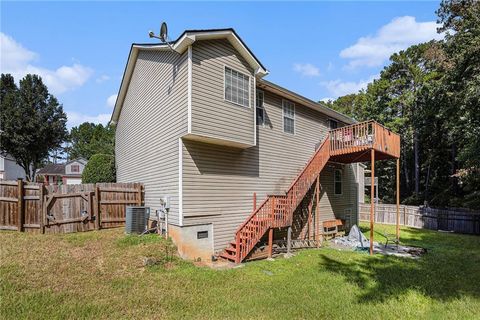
[
  {"xmin": 187, "ymin": 45, "xmax": 192, "ymax": 134},
  {"xmin": 178, "ymin": 138, "xmax": 184, "ymax": 226}
]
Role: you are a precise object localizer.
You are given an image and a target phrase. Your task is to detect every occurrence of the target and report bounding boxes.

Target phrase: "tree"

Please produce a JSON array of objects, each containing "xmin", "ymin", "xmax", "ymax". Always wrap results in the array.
[
  {"xmin": 68, "ymin": 122, "xmax": 115, "ymax": 160},
  {"xmin": 0, "ymin": 74, "xmax": 68, "ymax": 181},
  {"xmin": 436, "ymin": 0, "xmax": 480, "ymax": 207},
  {"xmin": 82, "ymin": 154, "xmax": 116, "ymax": 183}
]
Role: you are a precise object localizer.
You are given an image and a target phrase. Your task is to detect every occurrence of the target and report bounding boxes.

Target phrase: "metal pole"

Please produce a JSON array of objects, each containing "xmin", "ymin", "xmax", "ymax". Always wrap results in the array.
[
  {"xmin": 396, "ymin": 158, "xmax": 400, "ymax": 241},
  {"xmin": 370, "ymin": 149, "xmax": 375, "ymax": 255}
]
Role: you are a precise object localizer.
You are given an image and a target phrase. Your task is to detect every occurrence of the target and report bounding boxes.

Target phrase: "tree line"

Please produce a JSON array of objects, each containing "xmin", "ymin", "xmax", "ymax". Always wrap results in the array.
[
  {"xmin": 0, "ymin": 74, "xmax": 115, "ymax": 183},
  {"xmin": 325, "ymin": 0, "xmax": 479, "ymax": 209}
]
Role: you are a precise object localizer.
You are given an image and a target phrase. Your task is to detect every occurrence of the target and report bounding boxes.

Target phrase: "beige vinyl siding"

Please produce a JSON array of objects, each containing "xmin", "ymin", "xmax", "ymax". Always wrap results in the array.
[
  {"xmin": 65, "ymin": 161, "xmax": 86, "ymax": 175},
  {"xmin": 190, "ymin": 39, "xmax": 255, "ymax": 145},
  {"xmin": 183, "ymin": 89, "xmax": 357, "ymax": 251},
  {"xmin": 115, "ymin": 50, "xmax": 188, "ymax": 225}
]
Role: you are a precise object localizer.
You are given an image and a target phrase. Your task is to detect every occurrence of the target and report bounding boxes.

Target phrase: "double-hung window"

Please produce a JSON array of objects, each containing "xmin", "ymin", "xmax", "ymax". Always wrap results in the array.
[
  {"xmin": 256, "ymin": 90, "xmax": 265, "ymax": 125},
  {"xmin": 282, "ymin": 100, "xmax": 295, "ymax": 134},
  {"xmin": 225, "ymin": 66, "xmax": 250, "ymax": 107},
  {"xmin": 334, "ymin": 169, "xmax": 342, "ymax": 195}
]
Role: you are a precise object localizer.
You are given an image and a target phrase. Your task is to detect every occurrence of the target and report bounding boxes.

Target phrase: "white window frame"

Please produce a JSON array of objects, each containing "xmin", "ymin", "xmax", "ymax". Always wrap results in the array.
[
  {"xmin": 224, "ymin": 65, "xmax": 250, "ymax": 108},
  {"xmin": 256, "ymin": 90, "xmax": 265, "ymax": 126},
  {"xmin": 282, "ymin": 99, "xmax": 295, "ymax": 135},
  {"xmin": 334, "ymin": 168, "xmax": 343, "ymax": 196}
]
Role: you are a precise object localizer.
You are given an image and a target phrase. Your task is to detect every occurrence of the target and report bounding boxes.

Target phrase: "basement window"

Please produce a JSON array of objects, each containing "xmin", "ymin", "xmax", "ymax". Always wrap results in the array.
[
  {"xmin": 197, "ymin": 231, "xmax": 208, "ymax": 239},
  {"xmin": 282, "ymin": 100, "xmax": 295, "ymax": 134},
  {"xmin": 334, "ymin": 169, "xmax": 342, "ymax": 195},
  {"xmin": 225, "ymin": 66, "xmax": 250, "ymax": 107}
]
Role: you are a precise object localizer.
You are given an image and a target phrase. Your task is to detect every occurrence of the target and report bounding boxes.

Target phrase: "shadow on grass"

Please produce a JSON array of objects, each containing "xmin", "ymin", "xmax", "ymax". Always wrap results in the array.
[{"xmin": 319, "ymin": 227, "xmax": 480, "ymax": 303}]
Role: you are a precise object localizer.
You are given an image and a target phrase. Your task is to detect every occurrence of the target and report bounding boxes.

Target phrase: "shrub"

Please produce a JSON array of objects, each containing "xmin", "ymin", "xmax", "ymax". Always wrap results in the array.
[{"xmin": 82, "ymin": 154, "xmax": 116, "ymax": 183}]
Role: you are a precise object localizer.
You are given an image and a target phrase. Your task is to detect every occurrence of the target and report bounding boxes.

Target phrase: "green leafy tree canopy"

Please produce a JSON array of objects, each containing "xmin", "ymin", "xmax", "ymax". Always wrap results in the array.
[
  {"xmin": 68, "ymin": 122, "xmax": 115, "ymax": 160},
  {"xmin": 82, "ymin": 154, "xmax": 116, "ymax": 184},
  {"xmin": 0, "ymin": 74, "xmax": 68, "ymax": 181}
]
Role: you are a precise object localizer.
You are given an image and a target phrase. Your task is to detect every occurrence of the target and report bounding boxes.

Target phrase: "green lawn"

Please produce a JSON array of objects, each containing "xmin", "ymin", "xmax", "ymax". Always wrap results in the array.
[{"xmin": 1, "ymin": 223, "xmax": 479, "ymax": 319}]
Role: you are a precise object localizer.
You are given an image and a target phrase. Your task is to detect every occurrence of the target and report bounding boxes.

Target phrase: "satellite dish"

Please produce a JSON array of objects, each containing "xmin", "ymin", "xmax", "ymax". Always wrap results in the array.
[
  {"xmin": 147, "ymin": 22, "xmax": 174, "ymax": 51},
  {"xmin": 160, "ymin": 22, "xmax": 168, "ymax": 42}
]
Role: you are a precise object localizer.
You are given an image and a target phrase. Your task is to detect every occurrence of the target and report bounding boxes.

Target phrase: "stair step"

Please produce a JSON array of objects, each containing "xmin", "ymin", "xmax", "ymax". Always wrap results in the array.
[
  {"xmin": 225, "ymin": 247, "xmax": 236, "ymax": 253},
  {"xmin": 219, "ymin": 252, "xmax": 236, "ymax": 262}
]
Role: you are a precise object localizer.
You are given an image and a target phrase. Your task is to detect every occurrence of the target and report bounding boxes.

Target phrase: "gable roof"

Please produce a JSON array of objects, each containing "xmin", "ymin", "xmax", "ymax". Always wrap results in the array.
[
  {"xmin": 111, "ymin": 28, "xmax": 268, "ymax": 123},
  {"xmin": 66, "ymin": 158, "xmax": 88, "ymax": 165},
  {"xmin": 37, "ymin": 164, "xmax": 65, "ymax": 175},
  {"xmin": 110, "ymin": 27, "xmax": 355, "ymax": 126}
]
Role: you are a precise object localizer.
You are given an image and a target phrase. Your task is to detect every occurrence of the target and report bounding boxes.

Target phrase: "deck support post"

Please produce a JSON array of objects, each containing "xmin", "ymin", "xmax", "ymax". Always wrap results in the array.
[
  {"xmin": 396, "ymin": 158, "xmax": 400, "ymax": 241},
  {"xmin": 315, "ymin": 175, "xmax": 320, "ymax": 247},
  {"xmin": 268, "ymin": 228, "xmax": 273, "ymax": 258},
  {"xmin": 287, "ymin": 226, "xmax": 292, "ymax": 254},
  {"xmin": 370, "ymin": 149, "xmax": 375, "ymax": 255},
  {"xmin": 253, "ymin": 192, "xmax": 257, "ymax": 211}
]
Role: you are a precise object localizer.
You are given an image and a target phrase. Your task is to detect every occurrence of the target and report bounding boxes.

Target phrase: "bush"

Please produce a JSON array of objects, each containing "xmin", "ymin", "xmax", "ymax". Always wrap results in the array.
[{"xmin": 82, "ymin": 154, "xmax": 116, "ymax": 183}]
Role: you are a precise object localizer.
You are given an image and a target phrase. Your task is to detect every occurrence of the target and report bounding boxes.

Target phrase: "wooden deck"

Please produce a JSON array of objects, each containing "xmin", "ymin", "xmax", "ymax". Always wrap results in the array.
[{"xmin": 329, "ymin": 120, "xmax": 400, "ymax": 163}]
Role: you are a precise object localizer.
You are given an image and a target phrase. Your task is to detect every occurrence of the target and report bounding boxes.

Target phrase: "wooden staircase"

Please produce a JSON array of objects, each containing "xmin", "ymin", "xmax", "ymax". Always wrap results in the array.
[{"xmin": 219, "ymin": 120, "xmax": 401, "ymax": 263}]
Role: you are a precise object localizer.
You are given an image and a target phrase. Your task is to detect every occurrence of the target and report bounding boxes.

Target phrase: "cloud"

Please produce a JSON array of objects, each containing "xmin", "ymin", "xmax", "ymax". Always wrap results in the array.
[
  {"xmin": 66, "ymin": 111, "xmax": 111, "ymax": 129},
  {"xmin": 96, "ymin": 75, "xmax": 110, "ymax": 83},
  {"xmin": 321, "ymin": 75, "xmax": 378, "ymax": 98},
  {"xmin": 106, "ymin": 94, "xmax": 117, "ymax": 108},
  {"xmin": 340, "ymin": 16, "xmax": 444, "ymax": 68},
  {"xmin": 293, "ymin": 63, "xmax": 320, "ymax": 77},
  {"xmin": 0, "ymin": 32, "xmax": 93, "ymax": 94}
]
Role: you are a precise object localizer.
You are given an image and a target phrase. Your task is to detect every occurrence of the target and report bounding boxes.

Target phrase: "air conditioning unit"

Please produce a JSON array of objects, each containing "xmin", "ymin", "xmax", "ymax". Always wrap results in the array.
[{"xmin": 125, "ymin": 206, "xmax": 150, "ymax": 234}]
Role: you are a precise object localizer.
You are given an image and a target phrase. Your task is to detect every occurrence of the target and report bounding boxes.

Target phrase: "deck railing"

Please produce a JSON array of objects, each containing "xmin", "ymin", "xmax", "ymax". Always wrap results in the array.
[
  {"xmin": 329, "ymin": 120, "xmax": 374, "ymax": 154},
  {"xmin": 329, "ymin": 120, "xmax": 400, "ymax": 158},
  {"xmin": 233, "ymin": 138, "xmax": 331, "ymax": 262}
]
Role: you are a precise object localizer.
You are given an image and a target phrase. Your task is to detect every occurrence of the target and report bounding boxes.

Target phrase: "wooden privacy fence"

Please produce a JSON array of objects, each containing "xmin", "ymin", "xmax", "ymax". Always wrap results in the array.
[
  {"xmin": 359, "ymin": 203, "xmax": 480, "ymax": 235},
  {"xmin": 0, "ymin": 180, "xmax": 143, "ymax": 234}
]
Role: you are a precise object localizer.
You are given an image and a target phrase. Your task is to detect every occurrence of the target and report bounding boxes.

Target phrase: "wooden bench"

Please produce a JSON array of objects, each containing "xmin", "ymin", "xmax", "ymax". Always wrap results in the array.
[{"xmin": 322, "ymin": 219, "xmax": 345, "ymax": 239}]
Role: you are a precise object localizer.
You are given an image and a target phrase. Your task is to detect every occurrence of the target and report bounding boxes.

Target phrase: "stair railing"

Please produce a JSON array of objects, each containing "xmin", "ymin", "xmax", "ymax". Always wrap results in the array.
[{"xmin": 233, "ymin": 136, "xmax": 331, "ymax": 262}]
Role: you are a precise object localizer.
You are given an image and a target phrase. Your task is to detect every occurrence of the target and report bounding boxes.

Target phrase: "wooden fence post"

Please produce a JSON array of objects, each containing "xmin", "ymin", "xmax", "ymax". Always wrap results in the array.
[
  {"xmin": 17, "ymin": 178, "xmax": 24, "ymax": 232},
  {"xmin": 95, "ymin": 185, "xmax": 101, "ymax": 230},
  {"xmin": 39, "ymin": 184, "xmax": 45, "ymax": 234},
  {"xmin": 137, "ymin": 184, "xmax": 142, "ymax": 206}
]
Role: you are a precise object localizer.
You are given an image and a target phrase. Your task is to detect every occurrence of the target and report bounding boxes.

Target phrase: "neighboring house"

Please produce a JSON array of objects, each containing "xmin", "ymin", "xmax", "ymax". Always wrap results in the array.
[
  {"xmin": 37, "ymin": 158, "xmax": 87, "ymax": 185},
  {"xmin": 111, "ymin": 28, "xmax": 371, "ymax": 262},
  {"xmin": 0, "ymin": 153, "xmax": 26, "ymax": 180}
]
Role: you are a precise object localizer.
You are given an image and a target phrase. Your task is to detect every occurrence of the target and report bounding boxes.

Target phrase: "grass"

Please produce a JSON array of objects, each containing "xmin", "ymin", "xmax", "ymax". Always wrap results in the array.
[{"xmin": 1, "ymin": 223, "xmax": 479, "ymax": 319}]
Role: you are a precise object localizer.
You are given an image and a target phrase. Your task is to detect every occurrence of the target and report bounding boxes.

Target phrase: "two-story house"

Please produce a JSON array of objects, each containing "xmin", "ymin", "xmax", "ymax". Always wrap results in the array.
[
  {"xmin": 36, "ymin": 158, "xmax": 87, "ymax": 185},
  {"xmin": 111, "ymin": 29, "xmax": 400, "ymax": 263}
]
